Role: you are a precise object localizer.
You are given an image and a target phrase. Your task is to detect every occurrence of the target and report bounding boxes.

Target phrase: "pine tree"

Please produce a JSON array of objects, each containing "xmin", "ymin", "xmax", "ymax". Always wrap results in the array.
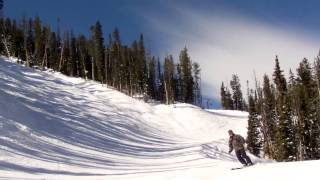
[
  {"xmin": 164, "ymin": 55, "xmax": 175, "ymax": 104},
  {"xmin": 10, "ymin": 20, "xmax": 24, "ymax": 59},
  {"xmin": 225, "ymin": 87, "xmax": 234, "ymax": 110},
  {"xmin": 76, "ymin": 35, "xmax": 89, "ymax": 79},
  {"xmin": 130, "ymin": 35, "xmax": 147, "ymax": 95},
  {"xmin": 315, "ymin": 56, "xmax": 320, "ymax": 161},
  {"xmin": 23, "ymin": 17, "xmax": 34, "ymax": 67},
  {"xmin": 106, "ymin": 33, "xmax": 113, "ymax": 85},
  {"xmin": 34, "ymin": 16, "xmax": 43, "ymax": 66},
  {"xmin": 247, "ymin": 91, "xmax": 262, "ymax": 157},
  {"xmin": 315, "ymin": 54, "xmax": 320, "ymax": 99},
  {"xmin": 0, "ymin": 15, "xmax": 209, "ymax": 111},
  {"xmin": 128, "ymin": 47, "xmax": 136, "ymax": 96},
  {"xmin": 175, "ymin": 63, "xmax": 183, "ymax": 102},
  {"xmin": 220, "ymin": 82, "xmax": 228, "ymax": 109},
  {"xmin": 131, "ymin": 40, "xmax": 139, "ymax": 94},
  {"xmin": 156, "ymin": 58, "xmax": 165, "ymax": 102},
  {"xmin": 138, "ymin": 34, "xmax": 148, "ymax": 98},
  {"xmin": 0, "ymin": 18, "xmax": 4, "ymax": 55},
  {"xmin": 147, "ymin": 56, "xmax": 156, "ymax": 100},
  {"xmin": 60, "ymin": 31, "xmax": 71, "ymax": 75},
  {"xmin": 0, "ymin": 2, "xmax": 11, "ymax": 57},
  {"xmin": 261, "ymin": 74, "xmax": 277, "ymax": 159},
  {"xmin": 192, "ymin": 62, "xmax": 201, "ymax": 106},
  {"xmin": 230, "ymin": 74, "xmax": 245, "ymax": 110},
  {"xmin": 288, "ymin": 69, "xmax": 302, "ymax": 160},
  {"xmin": 68, "ymin": 32, "xmax": 78, "ymax": 76},
  {"xmin": 121, "ymin": 46, "xmax": 130, "ymax": 94},
  {"xmin": 47, "ymin": 31, "xmax": 59, "ymax": 70},
  {"xmin": 272, "ymin": 56, "xmax": 296, "ymax": 161},
  {"xmin": 296, "ymin": 58, "xmax": 319, "ymax": 160},
  {"xmin": 91, "ymin": 21, "xmax": 105, "ymax": 83},
  {"xmin": 40, "ymin": 24, "xmax": 50, "ymax": 70},
  {"xmin": 179, "ymin": 47, "xmax": 194, "ymax": 103},
  {"xmin": 221, "ymin": 82, "xmax": 233, "ymax": 110},
  {"xmin": 110, "ymin": 28, "xmax": 123, "ymax": 90}
]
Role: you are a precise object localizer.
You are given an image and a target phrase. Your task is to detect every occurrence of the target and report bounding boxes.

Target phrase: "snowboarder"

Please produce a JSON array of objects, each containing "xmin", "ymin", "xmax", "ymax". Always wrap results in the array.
[{"xmin": 228, "ymin": 130, "xmax": 253, "ymax": 166}]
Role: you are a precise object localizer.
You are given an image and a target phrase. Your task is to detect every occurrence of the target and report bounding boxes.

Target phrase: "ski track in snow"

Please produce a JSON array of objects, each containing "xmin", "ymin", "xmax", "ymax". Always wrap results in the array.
[{"xmin": 1, "ymin": 56, "xmax": 318, "ymax": 180}]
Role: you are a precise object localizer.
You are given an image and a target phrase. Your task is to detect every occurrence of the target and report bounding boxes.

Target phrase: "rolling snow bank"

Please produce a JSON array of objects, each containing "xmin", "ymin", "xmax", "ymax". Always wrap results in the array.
[{"xmin": 0, "ymin": 56, "xmax": 318, "ymax": 180}]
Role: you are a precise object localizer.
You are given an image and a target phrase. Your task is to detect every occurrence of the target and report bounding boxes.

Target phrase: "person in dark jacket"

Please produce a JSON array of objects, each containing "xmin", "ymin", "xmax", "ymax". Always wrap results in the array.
[{"xmin": 228, "ymin": 130, "xmax": 253, "ymax": 166}]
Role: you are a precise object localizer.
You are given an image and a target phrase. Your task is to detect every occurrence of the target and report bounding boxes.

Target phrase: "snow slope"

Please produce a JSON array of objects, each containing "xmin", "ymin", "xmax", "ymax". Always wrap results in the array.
[{"xmin": 0, "ymin": 56, "xmax": 318, "ymax": 180}]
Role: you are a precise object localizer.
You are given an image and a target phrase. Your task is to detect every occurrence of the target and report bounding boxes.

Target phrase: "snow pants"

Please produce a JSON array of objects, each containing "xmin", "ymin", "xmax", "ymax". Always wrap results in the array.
[{"xmin": 235, "ymin": 149, "xmax": 252, "ymax": 165}]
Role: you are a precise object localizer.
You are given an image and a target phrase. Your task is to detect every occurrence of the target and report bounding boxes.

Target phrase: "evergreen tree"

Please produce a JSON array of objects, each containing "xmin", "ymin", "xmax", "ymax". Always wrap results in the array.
[
  {"xmin": 48, "ymin": 31, "xmax": 59, "ymax": 70},
  {"xmin": 220, "ymin": 82, "xmax": 228, "ymax": 109},
  {"xmin": 105, "ymin": 33, "xmax": 113, "ymax": 85},
  {"xmin": 121, "ymin": 46, "xmax": 130, "ymax": 93},
  {"xmin": 175, "ymin": 63, "xmax": 183, "ymax": 102},
  {"xmin": 111, "ymin": 28, "xmax": 122, "ymax": 89},
  {"xmin": 40, "ymin": 25, "xmax": 51, "ymax": 70},
  {"xmin": 34, "ymin": 16, "xmax": 43, "ymax": 66},
  {"xmin": 272, "ymin": 56, "xmax": 296, "ymax": 161},
  {"xmin": 0, "ymin": 15, "xmax": 207, "ymax": 113},
  {"xmin": 192, "ymin": 62, "xmax": 201, "ymax": 106},
  {"xmin": 60, "ymin": 31, "xmax": 71, "ymax": 75},
  {"xmin": 315, "ymin": 58, "xmax": 320, "ymax": 161},
  {"xmin": 68, "ymin": 33, "xmax": 78, "ymax": 76},
  {"xmin": 315, "ymin": 54, "xmax": 320, "ymax": 152},
  {"xmin": 230, "ymin": 74, "xmax": 245, "ymax": 110},
  {"xmin": 288, "ymin": 69, "xmax": 301, "ymax": 160},
  {"xmin": 147, "ymin": 56, "xmax": 156, "ymax": 99},
  {"xmin": 91, "ymin": 21, "xmax": 105, "ymax": 83},
  {"xmin": 220, "ymin": 82, "xmax": 233, "ymax": 110},
  {"xmin": 247, "ymin": 91, "xmax": 262, "ymax": 157},
  {"xmin": 261, "ymin": 74, "xmax": 277, "ymax": 159},
  {"xmin": 0, "ymin": 18, "xmax": 4, "ymax": 55},
  {"xmin": 23, "ymin": 17, "xmax": 34, "ymax": 67},
  {"xmin": 164, "ymin": 55, "xmax": 175, "ymax": 104},
  {"xmin": 156, "ymin": 58, "xmax": 165, "ymax": 102},
  {"xmin": 138, "ymin": 34, "xmax": 148, "ymax": 98},
  {"xmin": 10, "ymin": 20, "xmax": 24, "ymax": 59},
  {"xmin": 76, "ymin": 35, "xmax": 89, "ymax": 79},
  {"xmin": 225, "ymin": 87, "xmax": 234, "ymax": 110},
  {"xmin": 315, "ymin": 54, "xmax": 320, "ymax": 98},
  {"xmin": 1, "ymin": 3, "xmax": 12, "ymax": 57},
  {"xmin": 296, "ymin": 58, "xmax": 319, "ymax": 160},
  {"xmin": 179, "ymin": 47, "xmax": 194, "ymax": 103}
]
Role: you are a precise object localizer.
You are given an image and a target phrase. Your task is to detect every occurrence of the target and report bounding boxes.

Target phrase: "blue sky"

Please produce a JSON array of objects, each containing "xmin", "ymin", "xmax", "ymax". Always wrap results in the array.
[
  {"xmin": 3, "ymin": 0, "xmax": 320, "ymax": 107},
  {"xmin": 5, "ymin": 0, "xmax": 320, "ymax": 51}
]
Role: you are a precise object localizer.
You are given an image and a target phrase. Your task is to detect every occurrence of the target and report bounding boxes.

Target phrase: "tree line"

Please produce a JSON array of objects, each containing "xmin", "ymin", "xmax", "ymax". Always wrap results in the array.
[
  {"xmin": 221, "ymin": 55, "xmax": 320, "ymax": 162},
  {"xmin": 0, "ymin": 16, "xmax": 201, "ymax": 106}
]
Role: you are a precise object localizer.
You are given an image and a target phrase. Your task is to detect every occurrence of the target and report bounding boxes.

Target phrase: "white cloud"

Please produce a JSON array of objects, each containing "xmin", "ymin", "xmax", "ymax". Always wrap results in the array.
[{"xmin": 146, "ymin": 7, "xmax": 320, "ymax": 100}]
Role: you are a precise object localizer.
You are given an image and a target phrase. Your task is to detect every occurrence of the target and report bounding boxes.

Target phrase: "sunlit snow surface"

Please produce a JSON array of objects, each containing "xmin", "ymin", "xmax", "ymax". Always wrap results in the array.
[{"xmin": 0, "ymin": 56, "xmax": 318, "ymax": 180}]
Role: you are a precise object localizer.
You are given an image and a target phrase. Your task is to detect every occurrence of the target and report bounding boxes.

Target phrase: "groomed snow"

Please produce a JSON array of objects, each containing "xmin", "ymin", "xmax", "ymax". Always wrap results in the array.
[{"xmin": 0, "ymin": 56, "xmax": 318, "ymax": 180}]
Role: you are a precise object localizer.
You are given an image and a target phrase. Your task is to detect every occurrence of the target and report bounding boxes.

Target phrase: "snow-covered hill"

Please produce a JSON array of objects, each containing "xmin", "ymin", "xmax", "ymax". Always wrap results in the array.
[{"xmin": 0, "ymin": 56, "xmax": 318, "ymax": 180}]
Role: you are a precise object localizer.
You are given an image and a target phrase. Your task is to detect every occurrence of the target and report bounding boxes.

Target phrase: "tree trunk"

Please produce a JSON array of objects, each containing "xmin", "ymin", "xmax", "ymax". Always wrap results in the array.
[
  {"xmin": 104, "ymin": 54, "xmax": 108, "ymax": 86},
  {"xmin": 82, "ymin": 57, "xmax": 87, "ymax": 80},
  {"xmin": 164, "ymin": 80, "xmax": 169, "ymax": 105},
  {"xmin": 2, "ymin": 36, "xmax": 11, "ymax": 57},
  {"xmin": 25, "ymin": 49, "xmax": 30, "ymax": 67},
  {"xmin": 91, "ymin": 57, "xmax": 95, "ymax": 81},
  {"xmin": 41, "ymin": 46, "xmax": 47, "ymax": 71},
  {"xmin": 58, "ymin": 43, "xmax": 64, "ymax": 71}
]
